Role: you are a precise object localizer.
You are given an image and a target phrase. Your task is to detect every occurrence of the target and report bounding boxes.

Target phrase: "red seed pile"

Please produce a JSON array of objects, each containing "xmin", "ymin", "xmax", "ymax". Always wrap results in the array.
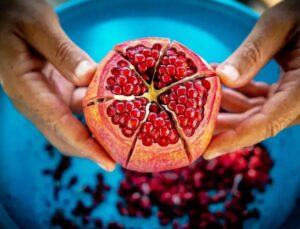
[{"xmin": 117, "ymin": 144, "xmax": 273, "ymax": 228}]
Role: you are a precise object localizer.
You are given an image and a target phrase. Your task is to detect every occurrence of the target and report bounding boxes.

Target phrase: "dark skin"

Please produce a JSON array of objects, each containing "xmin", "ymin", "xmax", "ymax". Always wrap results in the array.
[{"xmin": 0, "ymin": 0, "xmax": 299, "ymax": 166}]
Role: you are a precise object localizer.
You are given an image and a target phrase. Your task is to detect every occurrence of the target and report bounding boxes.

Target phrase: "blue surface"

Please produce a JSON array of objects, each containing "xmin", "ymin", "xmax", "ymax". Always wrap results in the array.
[{"xmin": 0, "ymin": 0, "xmax": 300, "ymax": 228}]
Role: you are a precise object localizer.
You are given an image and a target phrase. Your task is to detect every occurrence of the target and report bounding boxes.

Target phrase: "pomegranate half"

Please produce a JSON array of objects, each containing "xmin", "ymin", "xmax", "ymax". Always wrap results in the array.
[{"xmin": 83, "ymin": 38, "xmax": 221, "ymax": 172}]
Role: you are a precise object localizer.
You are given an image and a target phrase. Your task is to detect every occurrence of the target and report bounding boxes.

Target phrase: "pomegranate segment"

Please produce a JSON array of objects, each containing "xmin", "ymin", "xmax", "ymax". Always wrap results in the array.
[
  {"xmin": 83, "ymin": 38, "xmax": 221, "ymax": 172},
  {"xmin": 107, "ymin": 98, "xmax": 148, "ymax": 138},
  {"xmin": 114, "ymin": 38, "xmax": 170, "ymax": 83},
  {"xmin": 84, "ymin": 100, "xmax": 146, "ymax": 167},
  {"xmin": 138, "ymin": 103, "xmax": 180, "ymax": 147},
  {"xmin": 159, "ymin": 78, "xmax": 209, "ymax": 137},
  {"xmin": 154, "ymin": 41, "xmax": 215, "ymax": 89}
]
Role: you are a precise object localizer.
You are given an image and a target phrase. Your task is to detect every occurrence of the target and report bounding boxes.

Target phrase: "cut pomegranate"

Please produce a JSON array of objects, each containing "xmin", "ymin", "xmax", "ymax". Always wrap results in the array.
[{"xmin": 83, "ymin": 37, "xmax": 221, "ymax": 172}]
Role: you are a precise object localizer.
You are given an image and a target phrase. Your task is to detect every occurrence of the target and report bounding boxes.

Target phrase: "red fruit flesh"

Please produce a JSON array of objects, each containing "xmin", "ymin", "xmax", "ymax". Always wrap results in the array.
[{"xmin": 83, "ymin": 37, "xmax": 221, "ymax": 172}]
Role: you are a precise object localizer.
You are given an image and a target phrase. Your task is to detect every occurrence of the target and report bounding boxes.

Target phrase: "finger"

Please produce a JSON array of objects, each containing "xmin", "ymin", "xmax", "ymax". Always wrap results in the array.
[
  {"xmin": 8, "ymin": 70, "xmax": 115, "ymax": 171},
  {"xmin": 204, "ymin": 74, "xmax": 300, "ymax": 159},
  {"xmin": 215, "ymin": 107, "xmax": 261, "ymax": 134},
  {"xmin": 221, "ymin": 88, "xmax": 266, "ymax": 113},
  {"xmin": 289, "ymin": 115, "xmax": 300, "ymax": 127},
  {"xmin": 216, "ymin": 1, "xmax": 297, "ymax": 88},
  {"xmin": 16, "ymin": 0, "xmax": 96, "ymax": 86},
  {"xmin": 70, "ymin": 87, "xmax": 87, "ymax": 113},
  {"xmin": 235, "ymin": 81, "xmax": 270, "ymax": 97}
]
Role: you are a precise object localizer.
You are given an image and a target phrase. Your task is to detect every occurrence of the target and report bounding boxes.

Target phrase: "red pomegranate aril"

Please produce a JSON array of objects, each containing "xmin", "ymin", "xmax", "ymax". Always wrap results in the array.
[
  {"xmin": 186, "ymin": 98, "xmax": 197, "ymax": 109},
  {"xmin": 151, "ymin": 129, "xmax": 160, "ymax": 140},
  {"xmin": 185, "ymin": 108, "xmax": 195, "ymax": 118},
  {"xmin": 117, "ymin": 75, "xmax": 127, "ymax": 86},
  {"xmin": 162, "ymin": 74, "xmax": 171, "ymax": 84},
  {"xmin": 155, "ymin": 117, "xmax": 165, "ymax": 128},
  {"xmin": 121, "ymin": 68, "xmax": 132, "ymax": 77},
  {"xmin": 151, "ymin": 49, "xmax": 160, "ymax": 59},
  {"xmin": 177, "ymin": 67, "xmax": 186, "ymax": 77},
  {"xmin": 148, "ymin": 113, "xmax": 157, "ymax": 122},
  {"xmin": 142, "ymin": 48, "xmax": 151, "ymax": 57},
  {"xmin": 202, "ymin": 79, "xmax": 211, "ymax": 90},
  {"xmin": 117, "ymin": 60, "xmax": 128, "ymax": 68},
  {"xmin": 131, "ymin": 109, "xmax": 141, "ymax": 118},
  {"xmin": 184, "ymin": 127, "xmax": 194, "ymax": 137},
  {"xmin": 111, "ymin": 67, "xmax": 121, "ymax": 76},
  {"xmin": 116, "ymin": 102, "xmax": 125, "ymax": 114},
  {"xmin": 127, "ymin": 118, "xmax": 140, "ymax": 129},
  {"xmin": 143, "ymin": 122, "xmax": 153, "ymax": 133},
  {"xmin": 112, "ymin": 114, "xmax": 120, "ymax": 124},
  {"xmin": 133, "ymin": 85, "xmax": 141, "ymax": 95},
  {"xmin": 175, "ymin": 59, "xmax": 184, "ymax": 67},
  {"xmin": 107, "ymin": 106, "xmax": 116, "ymax": 117},
  {"xmin": 125, "ymin": 102, "xmax": 134, "ymax": 112},
  {"xmin": 159, "ymin": 65, "xmax": 167, "ymax": 75},
  {"xmin": 122, "ymin": 128, "xmax": 134, "ymax": 137},
  {"xmin": 123, "ymin": 84, "xmax": 133, "ymax": 95},
  {"xmin": 158, "ymin": 137, "xmax": 169, "ymax": 147},
  {"xmin": 145, "ymin": 57, "xmax": 155, "ymax": 67},
  {"xmin": 134, "ymin": 53, "xmax": 146, "ymax": 63},
  {"xmin": 107, "ymin": 77, "xmax": 116, "ymax": 86},
  {"xmin": 140, "ymin": 110, "xmax": 146, "ymax": 120},
  {"xmin": 137, "ymin": 63, "xmax": 147, "ymax": 73},
  {"xmin": 169, "ymin": 92, "xmax": 177, "ymax": 101},
  {"xmin": 168, "ymin": 101, "xmax": 176, "ymax": 110},
  {"xmin": 178, "ymin": 115, "xmax": 188, "ymax": 127},
  {"xmin": 175, "ymin": 104, "xmax": 185, "ymax": 114},
  {"xmin": 187, "ymin": 88, "xmax": 198, "ymax": 98},
  {"xmin": 133, "ymin": 100, "xmax": 141, "ymax": 109},
  {"xmin": 142, "ymin": 136, "xmax": 152, "ymax": 147},
  {"xmin": 166, "ymin": 65, "xmax": 176, "ymax": 75},
  {"xmin": 178, "ymin": 96, "xmax": 187, "ymax": 104},
  {"xmin": 160, "ymin": 126, "xmax": 170, "ymax": 137},
  {"xmin": 152, "ymin": 43, "xmax": 162, "ymax": 50},
  {"xmin": 177, "ymin": 86, "xmax": 186, "ymax": 96},
  {"xmin": 113, "ymin": 86, "xmax": 122, "ymax": 94}
]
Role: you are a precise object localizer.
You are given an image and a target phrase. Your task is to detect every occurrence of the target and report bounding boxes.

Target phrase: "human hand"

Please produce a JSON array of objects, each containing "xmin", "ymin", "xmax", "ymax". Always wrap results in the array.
[
  {"xmin": 0, "ymin": 0, "xmax": 115, "ymax": 171},
  {"xmin": 204, "ymin": 0, "xmax": 300, "ymax": 159}
]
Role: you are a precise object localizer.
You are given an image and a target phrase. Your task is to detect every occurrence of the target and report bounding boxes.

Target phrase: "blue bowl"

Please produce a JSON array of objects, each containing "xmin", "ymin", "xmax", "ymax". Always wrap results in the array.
[{"xmin": 0, "ymin": 0, "xmax": 299, "ymax": 228}]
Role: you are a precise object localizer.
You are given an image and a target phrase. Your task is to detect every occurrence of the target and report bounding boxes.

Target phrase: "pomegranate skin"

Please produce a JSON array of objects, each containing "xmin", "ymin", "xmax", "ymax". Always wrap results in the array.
[{"xmin": 83, "ymin": 37, "xmax": 221, "ymax": 172}]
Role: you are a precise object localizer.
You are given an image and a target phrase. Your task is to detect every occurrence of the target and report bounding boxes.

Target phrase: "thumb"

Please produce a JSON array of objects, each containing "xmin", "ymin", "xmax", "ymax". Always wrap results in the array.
[
  {"xmin": 216, "ymin": 1, "xmax": 296, "ymax": 88},
  {"xmin": 17, "ymin": 1, "xmax": 96, "ymax": 86}
]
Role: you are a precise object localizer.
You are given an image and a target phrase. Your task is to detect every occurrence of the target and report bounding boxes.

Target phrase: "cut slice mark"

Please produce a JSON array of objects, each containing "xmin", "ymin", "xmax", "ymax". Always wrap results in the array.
[
  {"xmin": 161, "ymin": 104, "xmax": 193, "ymax": 162},
  {"xmin": 125, "ymin": 102, "xmax": 151, "ymax": 167},
  {"xmin": 85, "ymin": 97, "xmax": 113, "ymax": 107}
]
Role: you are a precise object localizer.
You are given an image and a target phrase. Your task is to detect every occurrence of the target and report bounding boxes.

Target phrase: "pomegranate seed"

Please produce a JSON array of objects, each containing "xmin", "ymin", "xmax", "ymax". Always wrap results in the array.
[
  {"xmin": 122, "ymin": 127, "xmax": 134, "ymax": 137},
  {"xmin": 150, "ymin": 103, "xmax": 159, "ymax": 112},
  {"xmin": 177, "ymin": 51, "xmax": 186, "ymax": 57},
  {"xmin": 107, "ymin": 77, "xmax": 116, "ymax": 86},
  {"xmin": 133, "ymin": 85, "xmax": 141, "ymax": 95},
  {"xmin": 160, "ymin": 126, "xmax": 170, "ymax": 137},
  {"xmin": 167, "ymin": 48, "xmax": 177, "ymax": 56},
  {"xmin": 188, "ymin": 118, "xmax": 198, "ymax": 128},
  {"xmin": 160, "ymin": 94, "xmax": 170, "ymax": 104},
  {"xmin": 117, "ymin": 75, "xmax": 127, "ymax": 86},
  {"xmin": 126, "ymin": 48, "xmax": 135, "ymax": 58},
  {"xmin": 176, "ymin": 67, "xmax": 186, "ymax": 77},
  {"xmin": 187, "ymin": 88, "xmax": 198, "ymax": 98},
  {"xmin": 111, "ymin": 67, "xmax": 120, "ymax": 76},
  {"xmin": 125, "ymin": 102, "xmax": 134, "ymax": 112},
  {"xmin": 175, "ymin": 59, "xmax": 184, "ymax": 67},
  {"xmin": 143, "ymin": 122, "xmax": 153, "ymax": 133},
  {"xmin": 186, "ymin": 98, "xmax": 197, "ymax": 108},
  {"xmin": 123, "ymin": 84, "xmax": 133, "ymax": 95},
  {"xmin": 202, "ymin": 79, "xmax": 211, "ymax": 90},
  {"xmin": 184, "ymin": 127, "xmax": 194, "ymax": 137},
  {"xmin": 162, "ymin": 56, "xmax": 169, "ymax": 65},
  {"xmin": 142, "ymin": 48, "xmax": 151, "ymax": 57},
  {"xmin": 130, "ymin": 109, "xmax": 140, "ymax": 118},
  {"xmin": 116, "ymin": 102, "xmax": 125, "ymax": 113},
  {"xmin": 117, "ymin": 60, "xmax": 128, "ymax": 68},
  {"xmin": 178, "ymin": 115, "xmax": 187, "ymax": 127},
  {"xmin": 151, "ymin": 129, "xmax": 159, "ymax": 140},
  {"xmin": 178, "ymin": 95, "xmax": 187, "ymax": 104},
  {"xmin": 112, "ymin": 114, "xmax": 120, "ymax": 124},
  {"xmin": 121, "ymin": 68, "xmax": 132, "ymax": 77},
  {"xmin": 145, "ymin": 57, "xmax": 155, "ymax": 67},
  {"xmin": 159, "ymin": 65, "xmax": 166, "ymax": 75},
  {"xmin": 137, "ymin": 63, "xmax": 147, "ymax": 73},
  {"xmin": 176, "ymin": 86, "xmax": 186, "ymax": 96},
  {"xmin": 169, "ymin": 92, "xmax": 177, "ymax": 101},
  {"xmin": 152, "ymin": 43, "xmax": 162, "ymax": 50},
  {"xmin": 158, "ymin": 137, "xmax": 169, "ymax": 147},
  {"xmin": 113, "ymin": 86, "xmax": 122, "ymax": 94},
  {"xmin": 107, "ymin": 106, "xmax": 116, "ymax": 117},
  {"xmin": 165, "ymin": 120, "xmax": 172, "ymax": 129},
  {"xmin": 185, "ymin": 108, "xmax": 195, "ymax": 118},
  {"xmin": 169, "ymin": 55, "xmax": 177, "ymax": 64},
  {"xmin": 175, "ymin": 104, "xmax": 185, "ymax": 114},
  {"xmin": 134, "ymin": 53, "xmax": 145, "ymax": 63},
  {"xmin": 168, "ymin": 101, "xmax": 176, "ymax": 110},
  {"xmin": 155, "ymin": 117, "xmax": 164, "ymax": 128},
  {"xmin": 141, "ymin": 135, "xmax": 153, "ymax": 146},
  {"xmin": 140, "ymin": 110, "xmax": 146, "ymax": 120},
  {"xmin": 127, "ymin": 76, "xmax": 137, "ymax": 84},
  {"xmin": 133, "ymin": 100, "xmax": 141, "ymax": 109},
  {"xmin": 161, "ymin": 74, "xmax": 171, "ymax": 84},
  {"xmin": 151, "ymin": 49, "xmax": 160, "ymax": 59},
  {"xmin": 166, "ymin": 65, "xmax": 176, "ymax": 75},
  {"xmin": 159, "ymin": 111, "xmax": 168, "ymax": 120},
  {"xmin": 127, "ymin": 118, "xmax": 139, "ymax": 129},
  {"xmin": 148, "ymin": 113, "xmax": 157, "ymax": 123},
  {"xmin": 169, "ymin": 131, "xmax": 179, "ymax": 144}
]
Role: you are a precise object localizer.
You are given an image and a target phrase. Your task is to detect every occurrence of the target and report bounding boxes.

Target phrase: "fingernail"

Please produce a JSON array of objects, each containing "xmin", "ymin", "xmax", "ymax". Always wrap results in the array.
[
  {"xmin": 97, "ymin": 162, "xmax": 115, "ymax": 172},
  {"xmin": 217, "ymin": 64, "xmax": 239, "ymax": 81},
  {"xmin": 75, "ymin": 60, "xmax": 96, "ymax": 78}
]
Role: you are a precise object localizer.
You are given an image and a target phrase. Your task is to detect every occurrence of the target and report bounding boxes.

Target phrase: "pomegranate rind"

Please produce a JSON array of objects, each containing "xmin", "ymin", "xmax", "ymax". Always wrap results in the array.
[
  {"xmin": 114, "ymin": 37, "xmax": 170, "ymax": 55},
  {"xmin": 171, "ymin": 41, "xmax": 215, "ymax": 77},
  {"xmin": 83, "ymin": 100, "xmax": 138, "ymax": 167},
  {"xmin": 185, "ymin": 76, "xmax": 221, "ymax": 162},
  {"xmin": 127, "ymin": 140, "xmax": 189, "ymax": 172}
]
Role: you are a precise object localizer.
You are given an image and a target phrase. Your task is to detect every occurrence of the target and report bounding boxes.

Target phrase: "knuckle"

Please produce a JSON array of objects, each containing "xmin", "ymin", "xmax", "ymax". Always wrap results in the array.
[
  {"xmin": 55, "ymin": 40, "xmax": 73, "ymax": 67},
  {"xmin": 241, "ymin": 40, "xmax": 262, "ymax": 66}
]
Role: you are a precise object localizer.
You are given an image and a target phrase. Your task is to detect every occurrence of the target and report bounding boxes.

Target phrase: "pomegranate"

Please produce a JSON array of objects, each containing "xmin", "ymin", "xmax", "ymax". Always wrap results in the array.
[{"xmin": 83, "ymin": 38, "xmax": 221, "ymax": 172}]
